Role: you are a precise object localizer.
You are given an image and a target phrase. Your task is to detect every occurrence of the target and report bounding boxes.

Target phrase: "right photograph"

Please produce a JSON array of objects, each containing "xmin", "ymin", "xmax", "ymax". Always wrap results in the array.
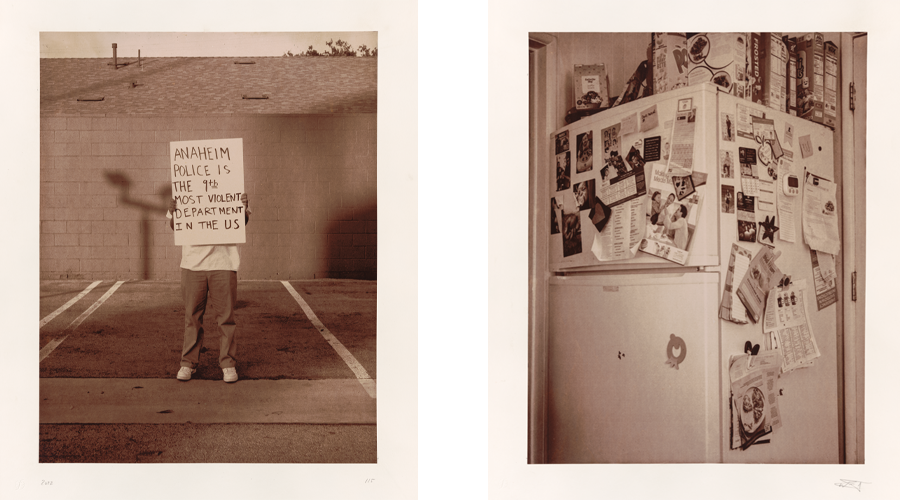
[{"xmin": 527, "ymin": 33, "xmax": 866, "ymax": 464}]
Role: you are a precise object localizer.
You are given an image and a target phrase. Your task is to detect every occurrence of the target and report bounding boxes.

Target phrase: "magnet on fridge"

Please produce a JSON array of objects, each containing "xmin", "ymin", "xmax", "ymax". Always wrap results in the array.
[
  {"xmin": 588, "ymin": 196, "xmax": 612, "ymax": 233},
  {"xmin": 744, "ymin": 341, "xmax": 760, "ymax": 356},
  {"xmin": 782, "ymin": 174, "xmax": 799, "ymax": 196},
  {"xmin": 665, "ymin": 334, "xmax": 687, "ymax": 369}
]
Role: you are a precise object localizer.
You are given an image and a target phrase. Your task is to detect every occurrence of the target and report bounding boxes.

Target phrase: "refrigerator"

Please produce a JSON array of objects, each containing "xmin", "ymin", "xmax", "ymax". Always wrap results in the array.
[{"xmin": 544, "ymin": 82, "xmax": 840, "ymax": 463}]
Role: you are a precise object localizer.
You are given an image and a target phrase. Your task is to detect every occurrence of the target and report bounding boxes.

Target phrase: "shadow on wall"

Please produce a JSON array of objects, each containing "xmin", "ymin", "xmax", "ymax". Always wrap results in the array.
[
  {"xmin": 104, "ymin": 171, "xmax": 171, "ymax": 280},
  {"xmin": 320, "ymin": 204, "xmax": 377, "ymax": 281},
  {"xmin": 104, "ymin": 171, "xmax": 376, "ymax": 280}
]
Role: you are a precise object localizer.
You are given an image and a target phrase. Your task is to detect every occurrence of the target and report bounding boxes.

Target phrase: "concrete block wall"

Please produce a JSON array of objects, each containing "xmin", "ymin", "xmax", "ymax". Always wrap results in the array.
[{"xmin": 40, "ymin": 113, "xmax": 376, "ymax": 281}]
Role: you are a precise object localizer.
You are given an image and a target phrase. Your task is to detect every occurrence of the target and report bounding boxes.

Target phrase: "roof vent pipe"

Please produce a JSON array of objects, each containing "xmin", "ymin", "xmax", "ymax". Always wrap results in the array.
[{"xmin": 112, "ymin": 43, "xmax": 118, "ymax": 70}]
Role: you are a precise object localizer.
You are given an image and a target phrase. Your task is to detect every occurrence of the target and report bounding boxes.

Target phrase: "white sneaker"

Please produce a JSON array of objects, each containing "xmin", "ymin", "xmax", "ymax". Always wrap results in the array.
[
  {"xmin": 177, "ymin": 366, "xmax": 196, "ymax": 381},
  {"xmin": 223, "ymin": 367, "xmax": 238, "ymax": 383}
]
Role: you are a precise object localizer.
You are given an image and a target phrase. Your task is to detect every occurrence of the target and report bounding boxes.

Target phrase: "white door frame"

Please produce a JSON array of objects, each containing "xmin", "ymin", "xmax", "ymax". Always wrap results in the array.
[
  {"xmin": 528, "ymin": 32, "xmax": 557, "ymax": 464},
  {"xmin": 840, "ymin": 31, "xmax": 866, "ymax": 465}
]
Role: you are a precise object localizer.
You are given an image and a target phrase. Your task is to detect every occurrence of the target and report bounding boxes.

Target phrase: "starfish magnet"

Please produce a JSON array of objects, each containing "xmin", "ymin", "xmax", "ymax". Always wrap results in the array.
[{"xmin": 759, "ymin": 215, "xmax": 779, "ymax": 244}]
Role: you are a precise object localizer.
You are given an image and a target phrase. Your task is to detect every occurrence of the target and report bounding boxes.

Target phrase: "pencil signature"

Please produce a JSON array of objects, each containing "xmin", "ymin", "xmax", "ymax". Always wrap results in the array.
[{"xmin": 835, "ymin": 479, "xmax": 869, "ymax": 492}]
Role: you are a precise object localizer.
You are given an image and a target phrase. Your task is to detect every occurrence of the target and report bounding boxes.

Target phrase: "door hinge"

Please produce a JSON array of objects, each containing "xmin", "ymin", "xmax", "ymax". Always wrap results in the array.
[
  {"xmin": 851, "ymin": 271, "xmax": 857, "ymax": 301},
  {"xmin": 849, "ymin": 82, "xmax": 856, "ymax": 112}
]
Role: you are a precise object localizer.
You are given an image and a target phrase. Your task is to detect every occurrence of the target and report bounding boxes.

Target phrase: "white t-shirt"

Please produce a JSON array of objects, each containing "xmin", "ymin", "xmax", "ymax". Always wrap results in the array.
[
  {"xmin": 167, "ymin": 210, "xmax": 246, "ymax": 271},
  {"xmin": 179, "ymin": 244, "xmax": 240, "ymax": 271}
]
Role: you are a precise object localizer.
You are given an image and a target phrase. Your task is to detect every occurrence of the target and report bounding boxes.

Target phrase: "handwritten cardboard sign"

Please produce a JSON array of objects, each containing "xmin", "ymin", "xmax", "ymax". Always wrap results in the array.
[{"xmin": 169, "ymin": 138, "xmax": 246, "ymax": 246}]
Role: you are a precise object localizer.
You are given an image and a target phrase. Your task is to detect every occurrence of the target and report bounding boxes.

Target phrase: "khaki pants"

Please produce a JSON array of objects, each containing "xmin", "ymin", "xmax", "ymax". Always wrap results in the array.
[{"xmin": 180, "ymin": 268, "xmax": 238, "ymax": 369}]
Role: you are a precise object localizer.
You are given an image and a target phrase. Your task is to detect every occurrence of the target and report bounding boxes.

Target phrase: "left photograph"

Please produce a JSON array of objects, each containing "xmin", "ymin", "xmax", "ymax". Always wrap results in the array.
[{"xmin": 38, "ymin": 32, "xmax": 378, "ymax": 463}]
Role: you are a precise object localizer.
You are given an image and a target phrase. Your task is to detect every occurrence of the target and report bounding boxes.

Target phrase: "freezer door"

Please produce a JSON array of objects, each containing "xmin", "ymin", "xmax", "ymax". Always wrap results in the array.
[
  {"xmin": 546, "ymin": 272, "xmax": 721, "ymax": 463},
  {"xmin": 548, "ymin": 84, "xmax": 721, "ymax": 272}
]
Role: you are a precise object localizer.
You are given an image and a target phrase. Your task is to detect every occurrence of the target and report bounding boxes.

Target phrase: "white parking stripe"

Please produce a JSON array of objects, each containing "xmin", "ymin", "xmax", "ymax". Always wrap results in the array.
[
  {"xmin": 40, "ymin": 281, "xmax": 126, "ymax": 362},
  {"xmin": 281, "ymin": 281, "xmax": 376, "ymax": 399},
  {"xmin": 67, "ymin": 281, "xmax": 125, "ymax": 331},
  {"xmin": 39, "ymin": 336, "xmax": 68, "ymax": 362},
  {"xmin": 40, "ymin": 281, "xmax": 102, "ymax": 328}
]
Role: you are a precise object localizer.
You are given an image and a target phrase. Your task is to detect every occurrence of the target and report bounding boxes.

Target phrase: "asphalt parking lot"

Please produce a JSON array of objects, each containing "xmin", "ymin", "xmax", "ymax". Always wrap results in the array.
[{"xmin": 39, "ymin": 279, "xmax": 376, "ymax": 463}]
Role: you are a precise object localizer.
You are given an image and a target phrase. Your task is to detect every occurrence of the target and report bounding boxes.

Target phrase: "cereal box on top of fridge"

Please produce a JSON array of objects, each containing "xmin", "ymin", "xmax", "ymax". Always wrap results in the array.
[
  {"xmin": 649, "ymin": 33, "xmax": 689, "ymax": 96},
  {"xmin": 784, "ymin": 36, "xmax": 798, "ymax": 115},
  {"xmin": 797, "ymin": 33, "xmax": 825, "ymax": 124},
  {"xmin": 687, "ymin": 33, "xmax": 747, "ymax": 96},
  {"xmin": 574, "ymin": 64, "xmax": 611, "ymax": 111},
  {"xmin": 736, "ymin": 33, "xmax": 752, "ymax": 101},
  {"xmin": 823, "ymin": 41, "xmax": 839, "ymax": 128},
  {"xmin": 748, "ymin": 32, "xmax": 765, "ymax": 104},
  {"xmin": 762, "ymin": 33, "xmax": 787, "ymax": 113}
]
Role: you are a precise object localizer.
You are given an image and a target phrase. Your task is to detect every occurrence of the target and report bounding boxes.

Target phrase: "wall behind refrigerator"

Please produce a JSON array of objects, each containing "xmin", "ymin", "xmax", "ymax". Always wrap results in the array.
[{"xmin": 549, "ymin": 33, "xmax": 650, "ymax": 129}]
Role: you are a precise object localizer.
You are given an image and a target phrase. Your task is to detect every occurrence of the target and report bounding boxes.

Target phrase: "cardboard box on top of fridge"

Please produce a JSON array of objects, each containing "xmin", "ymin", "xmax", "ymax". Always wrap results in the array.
[
  {"xmin": 823, "ymin": 41, "xmax": 839, "ymax": 129},
  {"xmin": 785, "ymin": 36, "xmax": 799, "ymax": 115},
  {"xmin": 748, "ymin": 32, "xmax": 765, "ymax": 104},
  {"xmin": 762, "ymin": 33, "xmax": 787, "ymax": 113},
  {"xmin": 687, "ymin": 33, "xmax": 747, "ymax": 97},
  {"xmin": 797, "ymin": 33, "xmax": 825, "ymax": 124},
  {"xmin": 574, "ymin": 64, "xmax": 611, "ymax": 111},
  {"xmin": 738, "ymin": 32, "xmax": 750, "ymax": 100},
  {"xmin": 648, "ymin": 32, "xmax": 689, "ymax": 96}
]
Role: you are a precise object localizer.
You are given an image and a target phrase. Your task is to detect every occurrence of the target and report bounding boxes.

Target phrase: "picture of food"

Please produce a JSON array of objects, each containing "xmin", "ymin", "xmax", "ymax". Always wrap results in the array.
[
  {"xmin": 712, "ymin": 70, "xmax": 732, "ymax": 92},
  {"xmin": 689, "ymin": 34, "xmax": 709, "ymax": 63},
  {"xmin": 739, "ymin": 386, "xmax": 766, "ymax": 434},
  {"xmin": 580, "ymin": 90, "xmax": 602, "ymax": 106}
]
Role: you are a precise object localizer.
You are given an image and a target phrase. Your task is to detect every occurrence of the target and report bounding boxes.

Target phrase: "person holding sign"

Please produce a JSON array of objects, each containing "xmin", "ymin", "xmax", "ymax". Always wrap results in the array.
[{"xmin": 167, "ymin": 193, "xmax": 250, "ymax": 383}]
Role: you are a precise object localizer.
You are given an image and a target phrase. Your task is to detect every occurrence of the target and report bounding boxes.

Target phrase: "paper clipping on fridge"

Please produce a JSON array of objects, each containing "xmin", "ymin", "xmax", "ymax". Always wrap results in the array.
[
  {"xmin": 666, "ymin": 108, "xmax": 697, "ymax": 175},
  {"xmin": 810, "ymin": 249, "xmax": 838, "ymax": 310},
  {"xmin": 720, "ymin": 243, "xmax": 753, "ymax": 324},
  {"xmin": 729, "ymin": 350, "xmax": 783, "ymax": 450},
  {"xmin": 598, "ymin": 146, "xmax": 648, "ymax": 208},
  {"xmin": 736, "ymin": 245, "xmax": 784, "ymax": 323},
  {"xmin": 802, "ymin": 172, "xmax": 841, "ymax": 255},
  {"xmin": 763, "ymin": 279, "xmax": 821, "ymax": 373},
  {"xmin": 590, "ymin": 197, "xmax": 645, "ymax": 262},
  {"xmin": 776, "ymin": 151, "xmax": 797, "ymax": 243},
  {"xmin": 736, "ymin": 191, "xmax": 756, "ymax": 243},
  {"xmin": 640, "ymin": 162, "xmax": 703, "ymax": 265}
]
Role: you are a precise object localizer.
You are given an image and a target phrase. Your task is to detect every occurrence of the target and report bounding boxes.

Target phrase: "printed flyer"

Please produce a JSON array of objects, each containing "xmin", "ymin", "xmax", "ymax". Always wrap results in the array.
[
  {"xmin": 598, "ymin": 146, "xmax": 647, "ymax": 208},
  {"xmin": 763, "ymin": 279, "xmax": 821, "ymax": 373},
  {"xmin": 739, "ymin": 147, "xmax": 759, "ymax": 197},
  {"xmin": 641, "ymin": 162, "xmax": 703, "ymax": 265},
  {"xmin": 810, "ymin": 249, "xmax": 838, "ymax": 310},
  {"xmin": 736, "ymin": 245, "xmax": 784, "ymax": 323},
  {"xmin": 802, "ymin": 172, "xmax": 841, "ymax": 255},
  {"xmin": 666, "ymin": 108, "xmax": 697, "ymax": 175},
  {"xmin": 600, "ymin": 123, "xmax": 626, "ymax": 185},
  {"xmin": 719, "ymin": 243, "xmax": 753, "ymax": 324},
  {"xmin": 590, "ymin": 198, "xmax": 645, "ymax": 262},
  {"xmin": 729, "ymin": 350, "xmax": 783, "ymax": 450},
  {"xmin": 736, "ymin": 191, "xmax": 756, "ymax": 243}
]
